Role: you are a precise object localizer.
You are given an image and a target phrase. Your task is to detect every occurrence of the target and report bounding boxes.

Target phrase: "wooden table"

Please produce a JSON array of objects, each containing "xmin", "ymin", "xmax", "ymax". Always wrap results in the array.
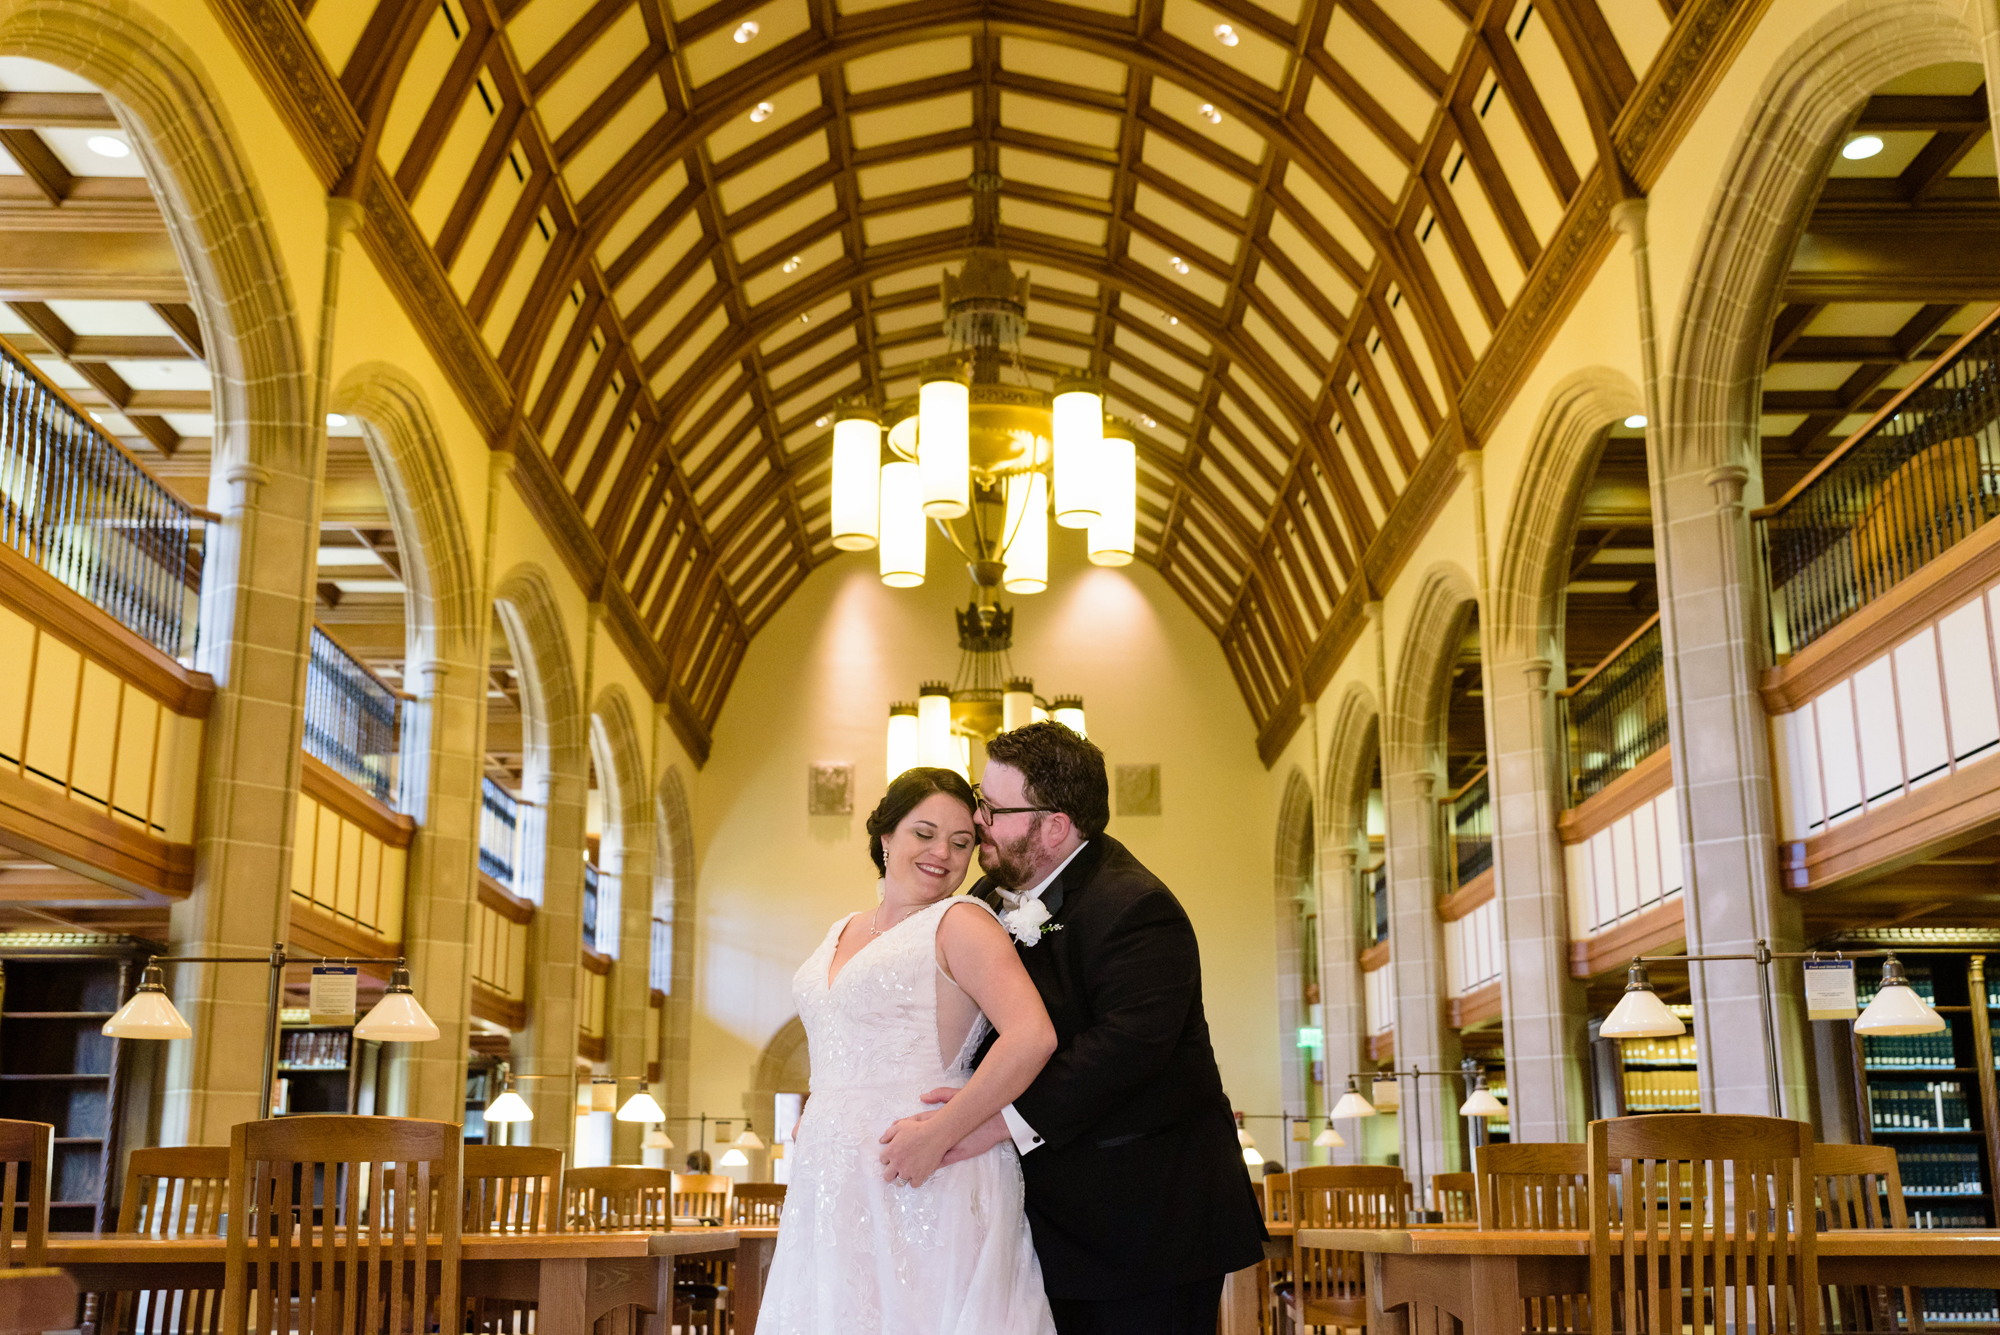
[{"xmin": 1302, "ymin": 1227, "xmax": 2000, "ymax": 1335}]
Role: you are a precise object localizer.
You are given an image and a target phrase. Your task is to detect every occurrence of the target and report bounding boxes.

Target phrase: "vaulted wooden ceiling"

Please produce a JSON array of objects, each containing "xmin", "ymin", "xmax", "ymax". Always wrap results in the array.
[{"xmin": 217, "ymin": 0, "xmax": 1729, "ymax": 759}]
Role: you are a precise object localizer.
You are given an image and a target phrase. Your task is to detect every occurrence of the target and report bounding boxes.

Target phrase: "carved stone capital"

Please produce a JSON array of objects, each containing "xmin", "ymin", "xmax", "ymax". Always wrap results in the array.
[
  {"xmin": 1523, "ymin": 657, "xmax": 1554, "ymax": 699},
  {"xmin": 326, "ymin": 195, "xmax": 365, "ymax": 239},
  {"xmin": 1455, "ymin": 449, "xmax": 1484, "ymax": 485},
  {"xmin": 1412, "ymin": 770, "xmax": 1438, "ymax": 798},
  {"xmin": 1609, "ymin": 197, "xmax": 1648, "ymax": 239},
  {"xmin": 223, "ymin": 462, "xmax": 271, "ymax": 507},
  {"xmin": 1705, "ymin": 462, "xmax": 1750, "ymax": 511}
]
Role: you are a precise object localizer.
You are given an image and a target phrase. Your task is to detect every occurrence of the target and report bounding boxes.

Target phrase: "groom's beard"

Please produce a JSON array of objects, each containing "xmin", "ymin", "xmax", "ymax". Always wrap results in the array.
[{"xmin": 977, "ymin": 823, "xmax": 1042, "ymax": 890}]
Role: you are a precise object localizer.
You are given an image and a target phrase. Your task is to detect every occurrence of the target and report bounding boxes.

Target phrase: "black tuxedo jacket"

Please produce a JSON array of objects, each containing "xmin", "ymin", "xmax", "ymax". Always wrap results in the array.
[{"xmin": 973, "ymin": 834, "xmax": 1266, "ymax": 1300}]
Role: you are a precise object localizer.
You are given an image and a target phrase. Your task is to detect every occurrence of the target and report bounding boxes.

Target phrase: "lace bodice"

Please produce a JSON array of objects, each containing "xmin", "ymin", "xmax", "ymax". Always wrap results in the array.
[{"xmin": 792, "ymin": 897, "xmax": 991, "ymax": 1093}]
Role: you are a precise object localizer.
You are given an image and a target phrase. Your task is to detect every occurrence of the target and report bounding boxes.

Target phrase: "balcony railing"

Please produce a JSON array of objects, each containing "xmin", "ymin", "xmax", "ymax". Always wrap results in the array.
[
  {"xmin": 1363, "ymin": 859, "xmax": 1388, "ymax": 946},
  {"xmin": 303, "ymin": 625, "xmax": 401, "ymax": 804},
  {"xmin": 582, "ymin": 862, "xmax": 599, "ymax": 953},
  {"xmin": 1443, "ymin": 767, "xmax": 1491, "ymax": 888},
  {"xmin": 0, "ymin": 334, "xmax": 205, "ymax": 658},
  {"xmin": 480, "ymin": 777, "xmax": 519, "ymax": 888},
  {"xmin": 1757, "ymin": 304, "xmax": 2000, "ymax": 654},
  {"xmin": 1560, "ymin": 613, "xmax": 1667, "ymax": 805}
]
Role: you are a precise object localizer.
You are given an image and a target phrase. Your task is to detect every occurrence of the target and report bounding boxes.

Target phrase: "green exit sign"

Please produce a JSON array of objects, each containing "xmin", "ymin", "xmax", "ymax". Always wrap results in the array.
[{"xmin": 1296, "ymin": 1027, "xmax": 1323, "ymax": 1050}]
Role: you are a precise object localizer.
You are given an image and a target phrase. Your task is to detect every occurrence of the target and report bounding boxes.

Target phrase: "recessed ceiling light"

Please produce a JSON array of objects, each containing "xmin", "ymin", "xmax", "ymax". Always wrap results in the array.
[
  {"xmin": 1140, "ymin": 415, "xmax": 1156, "ymax": 428},
  {"xmin": 326, "ymin": 413, "xmax": 348, "ymax": 428},
  {"xmin": 1198, "ymin": 103, "xmax": 1221, "ymax": 125},
  {"xmin": 1162, "ymin": 313, "xmax": 1179, "ymax": 326},
  {"xmin": 1842, "ymin": 134, "xmax": 1884, "ymax": 160},
  {"xmin": 733, "ymin": 20, "xmax": 759, "ymax": 43},
  {"xmin": 750, "ymin": 101, "xmax": 775, "ymax": 123},
  {"xmin": 86, "ymin": 134, "xmax": 129, "ymax": 159},
  {"xmin": 1623, "ymin": 413, "xmax": 1647, "ymax": 429},
  {"xmin": 1169, "ymin": 256, "xmax": 1190, "ymax": 275},
  {"xmin": 781, "ymin": 255, "xmax": 801, "ymax": 274},
  {"xmin": 815, "ymin": 415, "xmax": 829, "ymax": 427},
  {"xmin": 1214, "ymin": 23, "xmax": 1239, "ymax": 46},
  {"xmin": 799, "ymin": 312, "xmax": 811, "ymax": 323}
]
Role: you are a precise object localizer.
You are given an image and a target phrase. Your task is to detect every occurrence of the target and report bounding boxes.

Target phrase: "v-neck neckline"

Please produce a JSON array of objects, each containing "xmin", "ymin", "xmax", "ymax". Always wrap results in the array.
[{"xmin": 824, "ymin": 902, "xmax": 932, "ymax": 991}]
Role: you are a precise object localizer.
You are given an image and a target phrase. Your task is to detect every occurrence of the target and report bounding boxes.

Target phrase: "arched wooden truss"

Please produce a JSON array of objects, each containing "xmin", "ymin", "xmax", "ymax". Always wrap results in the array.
[{"xmin": 218, "ymin": 0, "xmax": 1742, "ymax": 760}]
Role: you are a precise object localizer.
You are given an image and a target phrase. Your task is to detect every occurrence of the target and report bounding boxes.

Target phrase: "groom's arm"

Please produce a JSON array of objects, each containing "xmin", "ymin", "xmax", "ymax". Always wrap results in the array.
[{"xmin": 1007, "ymin": 891, "xmax": 1198, "ymax": 1153}]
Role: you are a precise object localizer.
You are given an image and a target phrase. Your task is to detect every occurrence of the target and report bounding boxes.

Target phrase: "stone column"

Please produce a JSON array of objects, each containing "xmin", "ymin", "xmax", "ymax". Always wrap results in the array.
[
  {"xmin": 610, "ymin": 829, "xmax": 657, "ymax": 1162},
  {"xmin": 163, "ymin": 450, "xmax": 319, "ymax": 1146},
  {"xmin": 1381, "ymin": 767, "xmax": 1459, "ymax": 1188},
  {"xmin": 381, "ymin": 657, "xmax": 483, "ymax": 1121},
  {"xmin": 1486, "ymin": 655, "xmax": 1591, "ymax": 1141},
  {"xmin": 1315, "ymin": 842, "xmax": 1363, "ymax": 1165},
  {"xmin": 516, "ymin": 770, "xmax": 588, "ymax": 1146}
]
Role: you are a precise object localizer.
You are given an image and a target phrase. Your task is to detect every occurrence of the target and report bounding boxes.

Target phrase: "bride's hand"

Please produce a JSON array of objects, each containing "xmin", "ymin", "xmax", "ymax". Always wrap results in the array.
[{"xmin": 877, "ymin": 1110, "xmax": 953, "ymax": 1187}]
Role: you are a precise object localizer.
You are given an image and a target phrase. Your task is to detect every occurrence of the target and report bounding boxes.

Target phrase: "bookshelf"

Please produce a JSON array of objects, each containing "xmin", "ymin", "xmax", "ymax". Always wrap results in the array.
[
  {"xmin": 1615, "ymin": 1004, "xmax": 1699, "ymax": 1114},
  {"xmin": 274, "ymin": 1020, "xmax": 361, "ymax": 1116},
  {"xmin": 463, "ymin": 1060, "xmax": 495, "ymax": 1145},
  {"xmin": 0, "ymin": 935, "xmax": 153, "ymax": 1232}
]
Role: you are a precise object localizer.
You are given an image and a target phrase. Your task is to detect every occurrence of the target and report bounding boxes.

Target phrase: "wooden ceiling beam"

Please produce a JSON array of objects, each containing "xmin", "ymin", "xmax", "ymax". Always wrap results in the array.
[
  {"xmin": 0, "ymin": 91, "xmax": 118, "ymax": 129},
  {"xmin": 0, "ymin": 229, "xmax": 186, "ymax": 301}
]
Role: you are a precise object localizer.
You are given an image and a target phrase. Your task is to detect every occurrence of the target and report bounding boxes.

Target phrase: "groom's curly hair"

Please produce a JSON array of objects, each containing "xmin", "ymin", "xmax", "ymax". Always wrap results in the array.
[{"xmin": 983, "ymin": 720, "xmax": 1109, "ymax": 839}]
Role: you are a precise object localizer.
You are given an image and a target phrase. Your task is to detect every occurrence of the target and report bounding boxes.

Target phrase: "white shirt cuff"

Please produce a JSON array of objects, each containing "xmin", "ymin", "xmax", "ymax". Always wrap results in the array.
[{"xmin": 1000, "ymin": 1103, "xmax": 1044, "ymax": 1155}]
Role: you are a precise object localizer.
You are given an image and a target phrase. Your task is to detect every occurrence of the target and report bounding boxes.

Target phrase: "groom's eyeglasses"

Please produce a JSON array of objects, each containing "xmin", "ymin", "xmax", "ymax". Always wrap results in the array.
[{"xmin": 973, "ymin": 789, "xmax": 1054, "ymax": 823}]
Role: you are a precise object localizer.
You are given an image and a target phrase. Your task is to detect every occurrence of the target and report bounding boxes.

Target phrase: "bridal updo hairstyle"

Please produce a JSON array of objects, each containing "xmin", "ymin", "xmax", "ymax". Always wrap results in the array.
[
  {"xmin": 867, "ymin": 766, "xmax": 978, "ymax": 874},
  {"xmin": 981, "ymin": 720, "xmax": 1109, "ymax": 839}
]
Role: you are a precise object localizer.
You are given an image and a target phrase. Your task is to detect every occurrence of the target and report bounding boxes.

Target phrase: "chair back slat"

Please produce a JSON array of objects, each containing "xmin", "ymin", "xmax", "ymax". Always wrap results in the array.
[
  {"xmin": 731, "ymin": 1182, "xmax": 786, "ymax": 1225},
  {"xmin": 1588, "ymin": 1114, "xmax": 1817, "ymax": 1335},
  {"xmin": 223, "ymin": 1116, "xmax": 462, "ymax": 1335},
  {"xmin": 462, "ymin": 1146, "xmax": 562, "ymax": 1233},
  {"xmin": 671, "ymin": 1172, "xmax": 734, "ymax": 1224},
  {"xmin": 1289, "ymin": 1165, "xmax": 1405, "ymax": 1329},
  {"xmin": 1431, "ymin": 1171, "xmax": 1476, "ymax": 1222},
  {"xmin": 0, "ymin": 1121, "xmax": 52, "ymax": 1269},
  {"xmin": 1812, "ymin": 1142, "xmax": 1912, "ymax": 1335},
  {"xmin": 566, "ymin": 1166, "xmax": 674, "ymax": 1230},
  {"xmin": 103, "ymin": 1146, "xmax": 230, "ymax": 1335},
  {"xmin": 1259, "ymin": 1171, "xmax": 1291, "ymax": 1225},
  {"xmin": 1477, "ymin": 1141, "xmax": 1591, "ymax": 1230}
]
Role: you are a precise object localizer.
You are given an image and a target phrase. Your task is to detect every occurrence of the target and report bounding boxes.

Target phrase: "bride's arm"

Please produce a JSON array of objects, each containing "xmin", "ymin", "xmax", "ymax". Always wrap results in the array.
[{"xmin": 876, "ymin": 902, "xmax": 1055, "ymax": 1187}]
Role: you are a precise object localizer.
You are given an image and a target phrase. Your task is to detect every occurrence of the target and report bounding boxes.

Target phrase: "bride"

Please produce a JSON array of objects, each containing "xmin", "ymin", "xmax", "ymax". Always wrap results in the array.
[{"xmin": 757, "ymin": 767, "xmax": 1059, "ymax": 1334}]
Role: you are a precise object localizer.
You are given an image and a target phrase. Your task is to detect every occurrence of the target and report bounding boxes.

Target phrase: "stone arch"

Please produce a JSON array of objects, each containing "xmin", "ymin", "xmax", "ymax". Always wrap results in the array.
[
  {"xmin": 1273, "ymin": 769, "xmax": 1316, "ymax": 1125},
  {"xmin": 592, "ymin": 684, "xmax": 655, "ymax": 1160},
  {"xmin": 654, "ymin": 765, "xmax": 697, "ymax": 1132},
  {"xmin": 1489, "ymin": 370, "xmax": 1647, "ymax": 664},
  {"xmin": 745, "ymin": 1015, "xmax": 810, "ymax": 1180},
  {"xmin": 1662, "ymin": 0, "xmax": 1981, "ymax": 480},
  {"xmin": 1320, "ymin": 681, "xmax": 1381, "ymax": 849},
  {"xmin": 1386, "ymin": 564, "xmax": 1482, "ymax": 779},
  {"xmin": 1314, "ymin": 681, "xmax": 1379, "ymax": 1164},
  {"xmin": 493, "ymin": 564, "xmax": 587, "ymax": 1142}
]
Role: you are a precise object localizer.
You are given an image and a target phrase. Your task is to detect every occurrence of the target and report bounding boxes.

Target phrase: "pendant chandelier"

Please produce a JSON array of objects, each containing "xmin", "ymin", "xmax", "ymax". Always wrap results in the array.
[
  {"xmin": 829, "ymin": 172, "xmax": 1138, "ymax": 593},
  {"xmin": 886, "ymin": 600, "xmax": 1085, "ymax": 782}
]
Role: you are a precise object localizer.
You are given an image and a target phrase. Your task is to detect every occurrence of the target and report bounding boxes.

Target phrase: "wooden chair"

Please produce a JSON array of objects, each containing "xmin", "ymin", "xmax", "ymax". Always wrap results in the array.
[
  {"xmin": 671, "ymin": 1172, "xmax": 733, "ymax": 1224},
  {"xmin": 1289, "ymin": 1165, "xmax": 1405, "ymax": 1333},
  {"xmin": 1260, "ymin": 1172, "xmax": 1293, "ymax": 1335},
  {"xmin": 99, "ymin": 1146, "xmax": 230, "ymax": 1335},
  {"xmin": 731, "ymin": 1182, "xmax": 786, "ymax": 1225},
  {"xmin": 0, "ymin": 1121, "xmax": 52, "ymax": 1270},
  {"xmin": 1477, "ymin": 1142, "xmax": 1592, "ymax": 1333},
  {"xmin": 565, "ymin": 1165, "xmax": 673, "ymax": 1230},
  {"xmin": 222, "ymin": 1115, "xmax": 462, "ymax": 1335},
  {"xmin": 1588, "ymin": 1114, "xmax": 1816, "ymax": 1335},
  {"xmin": 1431, "ymin": 1171, "xmax": 1475, "ymax": 1222},
  {"xmin": 0, "ymin": 1269, "xmax": 74, "ymax": 1333},
  {"xmin": 1814, "ymin": 1144, "xmax": 1915, "ymax": 1335},
  {"xmin": 462, "ymin": 1145, "xmax": 562, "ymax": 1233}
]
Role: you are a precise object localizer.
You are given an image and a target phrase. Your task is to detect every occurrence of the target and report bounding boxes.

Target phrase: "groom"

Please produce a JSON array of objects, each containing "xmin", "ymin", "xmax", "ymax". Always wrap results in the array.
[{"xmin": 882, "ymin": 721, "xmax": 1266, "ymax": 1332}]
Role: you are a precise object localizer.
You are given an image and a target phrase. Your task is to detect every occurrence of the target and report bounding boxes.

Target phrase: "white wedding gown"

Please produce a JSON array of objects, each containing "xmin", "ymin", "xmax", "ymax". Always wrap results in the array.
[{"xmin": 757, "ymin": 897, "xmax": 1057, "ymax": 1334}]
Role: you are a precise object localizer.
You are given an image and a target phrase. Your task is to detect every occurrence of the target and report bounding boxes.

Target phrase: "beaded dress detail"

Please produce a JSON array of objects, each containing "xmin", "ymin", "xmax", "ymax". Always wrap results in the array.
[{"xmin": 758, "ymin": 897, "xmax": 1056, "ymax": 1334}]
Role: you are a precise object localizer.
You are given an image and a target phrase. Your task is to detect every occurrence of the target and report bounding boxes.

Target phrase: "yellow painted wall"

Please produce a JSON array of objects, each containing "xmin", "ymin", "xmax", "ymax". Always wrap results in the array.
[{"xmin": 687, "ymin": 542, "xmax": 1283, "ymax": 1134}]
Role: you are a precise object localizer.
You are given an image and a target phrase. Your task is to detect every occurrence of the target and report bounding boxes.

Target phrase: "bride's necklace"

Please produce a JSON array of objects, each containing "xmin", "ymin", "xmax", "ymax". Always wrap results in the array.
[{"xmin": 869, "ymin": 902, "xmax": 922, "ymax": 937}]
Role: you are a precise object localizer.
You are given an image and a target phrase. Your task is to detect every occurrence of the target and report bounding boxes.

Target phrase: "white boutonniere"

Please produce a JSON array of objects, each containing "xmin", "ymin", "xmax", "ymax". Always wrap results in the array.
[{"xmin": 1001, "ymin": 897, "xmax": 1052, "ymax": 946}]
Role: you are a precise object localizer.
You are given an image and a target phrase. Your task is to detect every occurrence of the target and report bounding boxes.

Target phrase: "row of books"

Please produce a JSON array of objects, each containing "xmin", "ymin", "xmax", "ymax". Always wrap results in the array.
[
  {"xmin": 1893, "ymin": 1147, "xmax": 1986, "ymax": 1196},
  {"xmin": 1859, "ymin": 973, "xmax": 1937, "ymax": 1007},
  {"xmin": 1912, "ymin": 1211, "xmax": 1991, "ymax": 1228},
  {"xmin": 278, "ymin": 1029, "xmax": 349, "ymax": 1069},
  {"xmin": 1864, "ymin": 1024, "xmax": 1959, "ymax": 1069},
  {"xmin": 1869, "ymin": 1081, "xmax": 1974, "ymax": 1130},
  {"xmin": 1894, "ymin": 1291, "xmax": 2000, "ymax": 1322},
  {"xmin": 1620, "ymin": 1034, "xmax": 1696, "ymax": 1066},
  {"xmin": 1623, "ymin": 1070, "xmax": 1699, "ymax": 1112}
]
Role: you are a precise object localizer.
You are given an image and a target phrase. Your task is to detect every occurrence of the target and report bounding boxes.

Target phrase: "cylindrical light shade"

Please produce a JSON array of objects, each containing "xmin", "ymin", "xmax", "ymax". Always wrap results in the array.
[
  {"xmin": 878, "ymin": 461, "xmax": 926, "ymax": 587},
  {"xmin": 1314, "ymin": 1125, "xmax": 1345, "ymax": 1147},
  {"xmin": 719, "ymin": 1147, "xmax": 750, "ymax": 1168},
  {"xmin": 1002, "ymin": 472, "xmax": 1049, "ymax": 593},
  {"xmin": 484, "ymin": 1090, "xmax": 534, "ymax": 1123},
  {"xmin": 1053, "ymin": 377, "xmax": 1103, "ymax": 528},
  {"xmin": 353, "ymin": 973, "xmax": 441, "ymax": 1042},
  {"xmin": 617, "ymin": 1091, "xmax": 667, "ymax": 1122},
  {"xmin": 918, "ymin": 369, "xmax": 969, "ymax": 518},
  {"xmin": 887, "ymin": 703, "xmax": 919, "ymax": 783},
  {"xmin": 102, "ymin": 963, "xmax": 192, "ymax": 1040},
  {"xmin": 590, "ymin": 1078, "xmax": 618, "ymax": 1113},
  {"xmin": 1051, "ymin": 695, "xmax": 1086, "ymax": 739},
  {"xmin": 1599, "ymin": 960, "xmax": 1685, "ymax": 1039},
  {"xmin": 1459, "ymin": 1085, "xmax": 1507, "ymax": 1118},
  {"xmin": 1088, "ymin": 426, "xmax": 1136, "ymax": 567},
  {"xmin": 1003, "ymin": 678, "xmax": 1035, "ymax": 733},
  {"xmin": 830, "ymin": 412, "xmax": 881, "ymax": 551},
  {"xmin": 1856, "ymin": 957, "xmax": 1948, "ymax": 1035},
  {"xmin": 918, "ymin": 684, "xmax": 955, "ymax": 769}
]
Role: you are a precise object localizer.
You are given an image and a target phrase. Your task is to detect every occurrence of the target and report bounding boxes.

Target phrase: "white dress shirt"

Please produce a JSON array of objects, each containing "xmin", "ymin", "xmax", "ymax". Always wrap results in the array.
[{"xmin": 997, "ymin": 841, "xmax": 1087, "ymax": 1154}]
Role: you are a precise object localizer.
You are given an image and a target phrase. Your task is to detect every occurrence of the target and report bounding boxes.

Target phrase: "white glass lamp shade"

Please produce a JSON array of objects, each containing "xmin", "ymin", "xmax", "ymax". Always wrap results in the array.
[
  {"xmin": 102, "ymin": 964, "xmax": 191, "ymax": 1040},
  {"xmin": 1241, "ymin": 1146, "xmax": 1264, "ymax": 1167},
  {"xmin": 917, "ymin": 686, "xmax": 955, "ymax": 769},
  {"xmin": 719, "ymin": 1148, "xmax": 750, "ymax": 1168},
  {"xmin": 643, "ymin": 1129, "xmax": 672, "ymax": 1150},
  {"xmin": 830, "ymin": 413, "xmax": 881, "ymax": 551},
  {"xmin": 878, "ymin": 461, "xmax": 926, "ymax": 587},
  {"xmin": 353, "ymin": 967, "xmax": 441, "ymax": 1042},
  {"xmin": 1599, "ymin": 961, "xmax": 1685, "ymax": 1039},
  {"xmin": 733, "ymin": 1129, "xmax": 766, "ymax": 1150},
  {"xmin": 918, "ymin": 371, "xmax": 970, "ymax": 518},
  {"xmin": 1087, "ymin": 428, "xmax": 1136, "ymax": 567},
  {"xmin": 1002, "ymin": 679, "xmax": 1035, "ymax": 733},
  {"xmin": 1314, "ymin": 1125, "xmax": 1345, "ymax": 1148},
  {"xmin": 886, "ymin": 704, "xmax": 919, "ymax": 783},
  {"xmin": 1459, "ymin": 1085, "xmax": 1508, "ymax": 1118},
  {"xmin": 1856, "ymin": 957, "xmax": 1948, "ymax": 1036},
  {"xmin": 1001, "ymin": 472, "xmax": 1049, "ymax": 593},
  {"xmin": 1053, "ymin": 378, "xmax": 1104, "ymax": 528},
  {"xmin": 485, "ymin": 1089, "xmax": 534, "ymax": 1123},
  {"xmin": 1236, "ymin": 1128, "xmax": 1256, "ymax": 1148},
  {"xmin": 617, "ymin": 1091, "xmax": 667, "ymax": 1123},
  {"xmin": 1051, "ymin": 696, "xmax": 1086, "ymax": 739},
  {"xmin": 1330, "ymin": 1088, "xmax": 1377, "ymax": 1119}
]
